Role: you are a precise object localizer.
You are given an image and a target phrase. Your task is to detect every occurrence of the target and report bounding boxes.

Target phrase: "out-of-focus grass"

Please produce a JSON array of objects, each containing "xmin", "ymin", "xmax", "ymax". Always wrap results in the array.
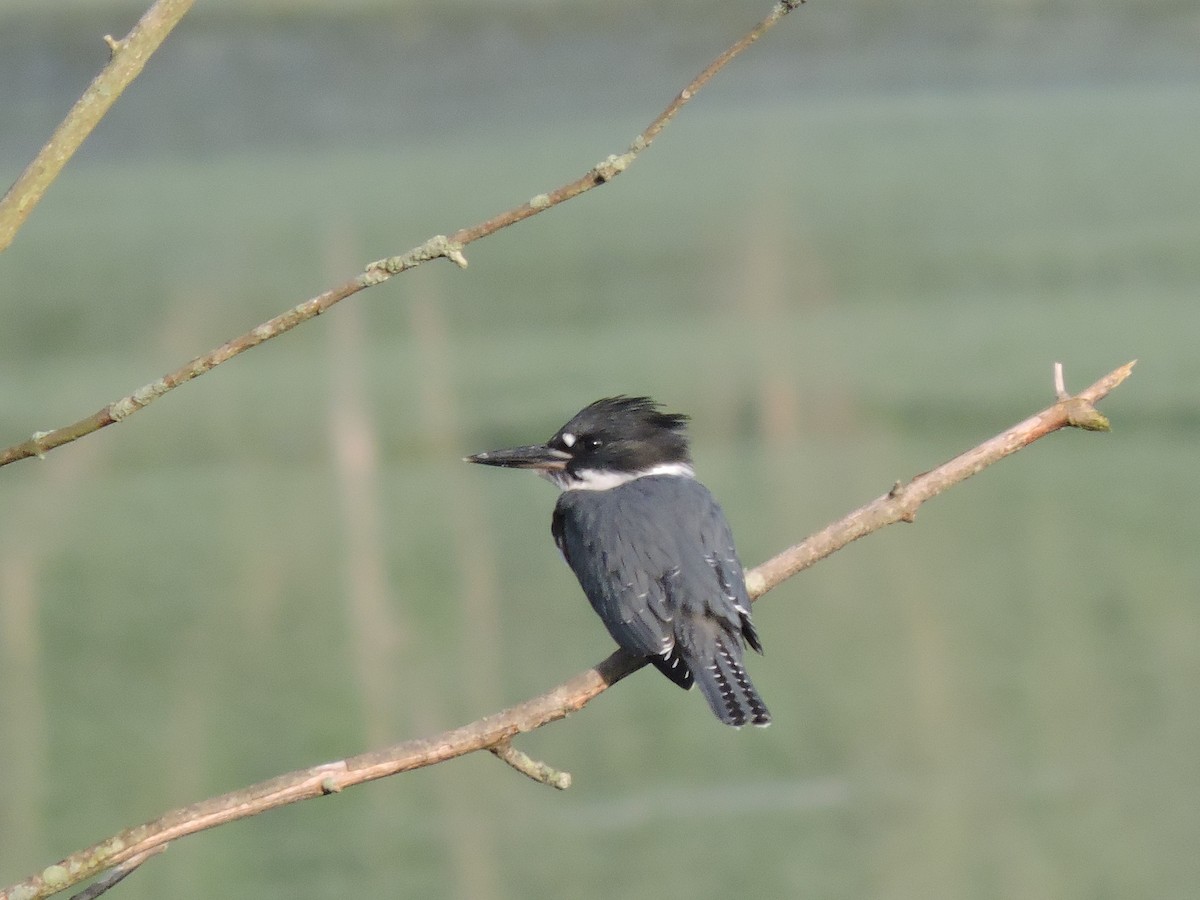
[{"xmin": 2, "ymin": 6, "xmax": 1198, "ymax": 900}]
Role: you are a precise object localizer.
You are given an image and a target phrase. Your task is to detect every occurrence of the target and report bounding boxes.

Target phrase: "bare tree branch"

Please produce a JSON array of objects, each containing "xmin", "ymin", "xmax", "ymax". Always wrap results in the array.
[
  {"xmin": 0, "ymin": 0, "xmax": 805, "ymax": 471},
  {"xmin": 0, "ymin": 0, "xmax": 195, "ymax": 253},
  {"xmin": 0, "ymin": 360, "xmax": 1134, "ymax": 900}
]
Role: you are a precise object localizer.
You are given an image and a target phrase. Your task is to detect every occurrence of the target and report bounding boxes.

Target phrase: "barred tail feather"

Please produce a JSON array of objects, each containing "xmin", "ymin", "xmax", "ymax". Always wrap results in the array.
[{"xmin": 691, "ymin": 638, "xmax": 771, "ymax": 727}]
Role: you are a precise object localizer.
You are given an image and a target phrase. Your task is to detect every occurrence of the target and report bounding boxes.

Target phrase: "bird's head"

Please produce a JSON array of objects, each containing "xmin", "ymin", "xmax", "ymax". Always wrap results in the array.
[{"xmin": 466, "ymin": 396, "xmax": 694, "ymax": 491}]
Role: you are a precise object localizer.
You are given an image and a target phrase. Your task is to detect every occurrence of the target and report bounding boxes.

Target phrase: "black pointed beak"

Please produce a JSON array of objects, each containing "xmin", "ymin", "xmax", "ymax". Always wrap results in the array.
[{"xmin": 465, "ymin": 443, "xmax": 571, "ymax": 472}]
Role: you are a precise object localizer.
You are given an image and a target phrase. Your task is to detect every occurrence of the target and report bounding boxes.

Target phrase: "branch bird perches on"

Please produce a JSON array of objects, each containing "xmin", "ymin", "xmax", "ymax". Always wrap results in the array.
[{"xmin": 1, "ymin": 360, "xmax": 1135, "ymax": 900}]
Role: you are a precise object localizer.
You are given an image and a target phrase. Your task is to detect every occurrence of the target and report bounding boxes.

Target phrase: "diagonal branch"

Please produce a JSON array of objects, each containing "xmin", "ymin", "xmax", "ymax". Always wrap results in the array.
[
  {"xmin": 0, "ymin": 360, "xmax": 1134, "ymax": 900},
  {"xmin": 0, "ymin": 0, "xmax": 196, "ymax": 253},
  {"xmin": 0, "ymin": 0, "xmax": 805, "ymax": 471}
]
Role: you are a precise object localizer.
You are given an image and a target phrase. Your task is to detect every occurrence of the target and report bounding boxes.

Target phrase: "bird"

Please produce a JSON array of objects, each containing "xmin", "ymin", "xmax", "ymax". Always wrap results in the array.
[{"xmin": 466, "ymin": 396, "xmax": 770, "ymax": 727}]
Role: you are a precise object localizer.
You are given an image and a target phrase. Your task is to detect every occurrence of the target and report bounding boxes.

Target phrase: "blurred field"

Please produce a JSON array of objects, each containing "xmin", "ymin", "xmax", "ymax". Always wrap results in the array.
[{"xmin": 1, "ymin": 2, "xmax": 1198, "ymax": 899}]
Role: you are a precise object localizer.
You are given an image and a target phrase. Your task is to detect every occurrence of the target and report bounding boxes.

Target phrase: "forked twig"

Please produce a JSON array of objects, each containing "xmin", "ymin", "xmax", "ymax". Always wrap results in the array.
[{"xmin": 490, "ymin": 740, "xmax": 573, "ymax": 790}]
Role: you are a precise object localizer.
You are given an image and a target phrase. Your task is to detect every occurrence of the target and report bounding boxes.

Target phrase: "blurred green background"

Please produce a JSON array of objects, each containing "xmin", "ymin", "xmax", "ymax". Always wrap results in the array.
[{"xmin": 1, "ymin": 0, "xmax": 1198, "ymax": 897}]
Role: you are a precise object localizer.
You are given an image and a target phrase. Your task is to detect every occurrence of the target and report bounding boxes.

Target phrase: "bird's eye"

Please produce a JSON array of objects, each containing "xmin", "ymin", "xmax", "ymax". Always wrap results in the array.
[{"xmin": 587, "ymin": 437, "xmax": 603, "ymax": 450}]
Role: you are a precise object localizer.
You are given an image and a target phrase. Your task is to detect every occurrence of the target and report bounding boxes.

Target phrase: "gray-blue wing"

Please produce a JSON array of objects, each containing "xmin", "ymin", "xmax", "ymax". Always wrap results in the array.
[
  {"xmin": 552, "ymin": 485, "xmax": 683, "ymax": 670},
  {"xmin": 552, "ymin": 478, "xmax": 759, "ymax": 666},
  {"xmin": 552, "ymin": 477, "xmax": 769, "ymax": 725}
]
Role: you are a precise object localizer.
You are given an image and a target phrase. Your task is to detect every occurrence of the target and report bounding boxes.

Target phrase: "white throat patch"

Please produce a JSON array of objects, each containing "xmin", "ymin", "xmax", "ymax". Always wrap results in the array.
[{"xmin": 543, "ymin": 461, "xmax": 695, "ymax": 492}]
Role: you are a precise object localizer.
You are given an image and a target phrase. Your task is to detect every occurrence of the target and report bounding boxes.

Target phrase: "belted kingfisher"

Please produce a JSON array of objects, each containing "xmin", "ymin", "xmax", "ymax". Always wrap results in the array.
[{"xmin": 467, "ymin": 396, "xmax": 770, "ymax": 727}]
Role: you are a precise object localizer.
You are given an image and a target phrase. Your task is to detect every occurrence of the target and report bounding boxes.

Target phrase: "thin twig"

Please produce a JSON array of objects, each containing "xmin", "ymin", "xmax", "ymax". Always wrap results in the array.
[
  {"xmin": 490, "ymin": 740, "xmax": 573, "ymax": 790},
  {"xmin": 0, "ymin": 360, "xmax": 1134, "ymax": 900},
  {"xmin": 66, "ymin": 845, "xmax": 167, "ymax": 900},
  {"xmin": 1053, "ymin": 361, "xmax": 1068, "ymax": 400},
  {"xmin": 0, "ymin": 0, "xmax": 804, "ymax": 470},
  {"xmin": 0, "ymin": 0, "xmax": 195, "ymax": 253}
]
